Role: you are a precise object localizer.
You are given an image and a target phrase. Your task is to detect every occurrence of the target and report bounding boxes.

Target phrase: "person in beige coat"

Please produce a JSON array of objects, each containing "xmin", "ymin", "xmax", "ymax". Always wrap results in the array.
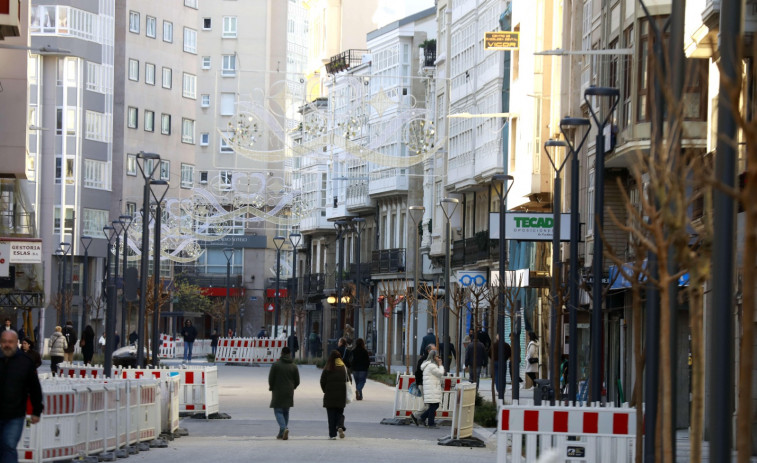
[
  {"xmin": 418, "ymin": 349, "xmax": 445, "ymax": 428},
  {"xmin": 49, "ymin": 326, "xmax": 67, "ymax": 375}
]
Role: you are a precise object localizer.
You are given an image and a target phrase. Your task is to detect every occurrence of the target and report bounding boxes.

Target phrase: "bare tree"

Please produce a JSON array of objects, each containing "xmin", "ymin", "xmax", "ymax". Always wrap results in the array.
[
  {"xmin": 379, "ymin": 279, "xmax": 407, "ymax": 373},
  {"xmin": 418, "ymin": 281, "xmax": 442, "ymax": 348}
]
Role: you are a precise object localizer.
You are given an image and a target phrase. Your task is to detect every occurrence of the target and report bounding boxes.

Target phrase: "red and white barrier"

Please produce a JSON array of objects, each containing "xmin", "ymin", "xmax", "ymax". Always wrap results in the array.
[
  {"xmin": 158, "ymin": 334, "xmax": 176, "ymax": 359},
  {"xmin": 389, "ymin": 374, "xmax": 464, "ymax": 422},
  {"xmin": 214, "ymin": 337, "xmax": 284, "ymax": 364},
  {"xmin": 497, "ymin": 403, "xmax": 638, "ymax": 462},
  {"xmin": 158, "ymin": 374, "xmax": 181, "ymax": 434}
]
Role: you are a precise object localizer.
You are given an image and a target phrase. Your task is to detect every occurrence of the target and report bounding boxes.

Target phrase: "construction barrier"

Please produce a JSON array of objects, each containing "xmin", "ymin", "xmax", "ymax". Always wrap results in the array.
[
  {"xmin": 439, "ymin": 382, "xmax": 484, "ymax": 447},
  {"xmin": 497, "ymin": 403, "xmax": 638, "ymax": 463},
  {"xmin": 158, "ymin": 334, "xmax": 176, "ymax": 359},
  {"xmin": 214, "ymin": 337, "xmax": 284, "ymax": 364},
  {"xmin": 384, "ymin": 373, "xmax": 465, "ymax": 424}
]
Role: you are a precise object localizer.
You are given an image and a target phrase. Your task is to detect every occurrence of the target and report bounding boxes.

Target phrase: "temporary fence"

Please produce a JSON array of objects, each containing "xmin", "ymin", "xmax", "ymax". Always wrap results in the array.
[
  {"xmin": 497, "ymin": 402, "xmax": 638, "ymax": 463},
  {"xmin": 382, "ymin": 373, "xmax": 465, "ymax": 425},
  {"xmin": 439, "ymin": 382, "xmax": 485, "ymax": 447},
  {"xmin": 214, "ymin": 337, "xmax": 284, "ymax": 364},
  {"xmin": 17, "ymin": 376, "xmax": 171, "ymax": 463}
]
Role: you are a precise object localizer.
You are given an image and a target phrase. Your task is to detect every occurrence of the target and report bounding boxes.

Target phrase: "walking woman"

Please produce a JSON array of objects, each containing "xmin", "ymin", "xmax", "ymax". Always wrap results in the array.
[
  {"xmin": 80, "ymin": 325, "xmax": 95, "ymax": 365},
  {"xmin": 21, "ymin": 337, "xmax": 42, "ymax": 368},
  {"xmin": 49, "ymin": 326, "xmax": 67, "ymax": 375},
  {"xmin": 419, "ymin": 349, "xmax": 445, "ymax": 428},
  {"xmin": 350, "ymin": 338, "xmax": 370, "ymax": 400},
  {"xmin": 525, "ymin": 331, "xmax": 539, "ymax": 385},
  {"xmin": 320, "ymin": 350, "xmax": 349, "ymax": 439}
]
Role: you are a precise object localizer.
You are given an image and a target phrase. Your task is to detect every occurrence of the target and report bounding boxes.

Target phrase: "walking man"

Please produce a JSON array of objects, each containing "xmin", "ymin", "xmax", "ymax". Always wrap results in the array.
[
  {"xmin": 62, "ymin": 321, "xmax": 77, "ymax": 363},
  {"xmin": 1, "ymin": 330, "xmax": 43, "ymax": 463},
  {"xmin": 181, "ymin": 320, "xmax": 197, "ymax": 364},
  {"xmin": 268, "ymin": 346, "xmax": 300, "ymax": 440}
]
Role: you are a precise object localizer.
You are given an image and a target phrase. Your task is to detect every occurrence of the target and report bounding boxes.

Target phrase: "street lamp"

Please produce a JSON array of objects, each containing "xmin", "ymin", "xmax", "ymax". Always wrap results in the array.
[
  {"xmin": 544, "ymin": 139, "xmax": 569, "ymax": 395},
  {"xmin": 102, "ymin": 225, "xmax": 117, "ymax": 377},
  {"xmin": 223, "ymin": 248, "xmax": 233, "ymax": 336},
  {"xmin": 559, "ymin": 117, "xmax": 591, "ymax": 404},
  {"xmin": 440, "ymin": 198, "xmax": 459, "ymax": 373},
  {"xmin": 149, "ymin": 179, "xmax": 169, "ymax": 367},
  {"xmin": 136, "ymin": 151, "xmax": 161, "ymax": 367},
  {"xmin": 408, "ymin": 206, "xmax": 425, "ymax": 369},
  {"xmin": 584, "ymin": 86, "xmax": 620, "ymax": 403},
  {"xmin": 334, "ymin": 221, "xmax": 349, "ymax": 339},
  {"xmin": 351, "ymin": 218, "xmax": 366, "ymax": 339},
  {"xmin": 273, "ymin": 235, "xmax": 286, "ymax": 338},
  {"xmin": 492, "ymin": 174, "xmax": 514, "ymax": 401},
  {"xmin": 289, "ymin": 233, "xmax": 302, "ymax": 350},
  {"xmin": 111, "ymin": 219, "xmax": 125, "ymax": 349},
  {"xmin": 118, "ymin": 214, "xmax": 133, "ymax": 343},
  {"xmin": 58, "ymin": 242, "xmax": 72, "ymax": 325},
  {"xmin": 80, "ymin": 236, "xmax": 93, "ymax": 331}
]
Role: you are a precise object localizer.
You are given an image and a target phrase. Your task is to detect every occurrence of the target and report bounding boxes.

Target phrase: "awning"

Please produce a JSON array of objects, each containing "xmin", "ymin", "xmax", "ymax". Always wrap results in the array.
[{"xmin": 609, "ymin": 259, "xmax": 689, "ymax": 290}]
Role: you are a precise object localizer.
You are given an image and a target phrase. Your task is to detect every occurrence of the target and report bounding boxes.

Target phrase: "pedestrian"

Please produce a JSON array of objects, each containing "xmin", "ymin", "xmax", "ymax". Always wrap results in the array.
[
  {"xmin": 308, "ymin": 330, "xmax": 321, "ymax": 358},
  {"xmin": 477, "ymin": 326, "xmax": 492, "ymax": 352},
  {"xmin": 49, "ymin": 326, "xmax": 67, "ymax": 375},
  {"xmin": 418, "ymin": 349, "xmax": 444, "ymax": 428},
  {"xmin": 464, "ymin": 336, "xmax": 487, "ymax": 385},
  {"xmin": 350, "ymin": 338, "xmax": 370, "ymax": 401},
  {"xmin": 61, "ymin": 320, "xmax": 77, "ymax": 363},
  {"xmin": 2, "ymin": 318, "xmax": 14, "ymax": 333},
  {"xmin": 21, "ymin": 338, "xmax": 42, "ymax": 369},
  {"xmin": 526, "ymin": 331, "xmax": 539, "ymax": 386},
  {"xmin": 411, "ymin": 343, "xmax": 436, "ymax": 425},
  {"xmin": 80, "ymin": 325, "xmax": 95, "ymax": 365},
  {"xmin": 181, "ymin": 320, "xmax": 197, "ymax": 364},
  {"xmin": 490, "ymin": 334, "xmax": 512, "ymax": 397},
  {"xmin": 336, "ymin": 337, "xmax": 347, "ymax": 359},
  {"xmin": 278, "ymin": 329, "xmax": 288, "ymax": 341},
  {"xmin": 210, "ymin": 330, "xmax": 219, "ymax": 357},
  {"xmin": 287, "ymin": 330, "xmax": 299, "ymax": 357},
  {"xmin": 437, "ymin": 336, "xmax": 456, "ymax": 371},
  {"xmin": 128, "ymin": 330, "xmax": 138, "ymax": 345},
  {"xmin": 268, "ymin": 346, "xmax": 300, "ymax": 440},
  {"xmin": 256, "ymin": 326, "xmax": 267, "ymax": 338},
  {"xmin": 320, "ymin": 350, "xmax": 349, "ymax": 440},
  {"xmin": 420, "ymin": 328, "xmax": 436, "ymax": 355},
  {"xmin": 343, "ymin": 324, "xmax": 354, "ymax": 345},
  {"xmin": 98, "ymin": 333, "xmax": 106, "ymax": 352},
  {"xmin": 0, "ymin": 330, "xmax": 43, "ymax": 463},
  {"xmin": 113, "ymin": 332, "xmax": 120, "ymax": 350},
  {"xmin": 227, "ymin": 328, "xmax": 234, "ymax": 338}
]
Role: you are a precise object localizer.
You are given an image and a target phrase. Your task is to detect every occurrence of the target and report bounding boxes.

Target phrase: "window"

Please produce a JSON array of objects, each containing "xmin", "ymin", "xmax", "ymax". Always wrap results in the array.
[
  {"xmin": 220, "ymin": 171, "xmax": 232, "ymax": 190},
  {"xmin": 201, "ymin": 94, "xmax": 210, "ymax": 107},
  {"xmin": 181, "ymin": 164, "xmax": 194, "ymax": 188},
  {"xmin": 82, "ymin": 208, "xmax": 109, "ymax": 236},
  {"xmin": 200, "ymin": 171, "xmax": 208, "ymax": 184},
  {"xmin": 183, "ymin": 27, "xmax": 197, "ymax": 54},
  {"xmin": 144, "ymin": 110, "xmax": 155, "ymax": 132},
  {"xmin": 182, "ymin": 118, "xmax": 195, "ymax": 144},
  {"xmin": 220, "ymin": 93, "xmax": 235, "ymax": 115},
  {"xmin": 162, "ymin": 67, "xmax": 172, "ymax": 88},
  {"xmin": 201, "ymin": 56, "xmax": 211, "ymax": 69},
  {"xmin": 128, "ymin": 59, "xmax": 139, "ymax": 81},
  {"xmin": 127, "ymin": 154, "xmax": 137, "ymax": 175},
  {"xmin": 222, "ymin": 54, "xmax": 236, "ymax": 76},
  {"xmin": 202, "ymin": 18, "xmax": 211, "ymax": 30},
  {"xmin": 129, "ymin": 11, "xmax": 140, "ymax": 33},
  {"xmin": 182, "ymin": 73, "xmax": 197, "ymax": 99},
  {"xmin": 200, "ymin": 132, "xmax": 210, "ymax": 146},
  {"xmin": 85, "ymin": 111, "xmax": 111, "ymax": 142},
  {"xmin": 161, "ymin": 114, "xmax": 171, "ymax": 135},
  {"xmin": 126, "ymin": 202, "xmax": 137, "ymax": 217},
  {"xmin": 622, "ymin": 26, "xmax": 634, "ymax": 129},
  {"xmin": 146, "ymin": 16, "xmax": 156, "ymax": 38},
  {"xmin": 55, "ymin": 107, "xmax": 77, "ymax": 135},
  {"xmin": 159, "ymin": 160, "xmax": 170, "ymax": 180},
  {"xmin": 83, "ymin": 160, "xmax": 109, "ymax": 190},
  {"xmin": 184, "ymin": 0, "xmax": 198, "ymax": 8},
  {"xmin": 54, "ymin": 206, "xmax": 75, "ymax": 236},
  {"xmin": 127, "ymin": 107, "xmax": 138, "ymax": 129},
  {"xmin": 145, "ymin": 63, "xmax": 156, "ymax": 85},
  {"xmin": 163, "ymin": 21, "xmax": 173, "ymax": 42},
  {"xmin": 222, "ymin": 16, "xmax": 237, "ymax": 38},
  {"xmin": 220, "ymin": 132, "xmax": 234, "ymax": 153}
]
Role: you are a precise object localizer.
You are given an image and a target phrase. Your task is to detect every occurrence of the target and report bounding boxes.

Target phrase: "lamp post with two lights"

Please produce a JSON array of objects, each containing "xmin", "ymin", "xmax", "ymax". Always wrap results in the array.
[
  {"xmin": 149, "ymin": 180, "xmax": 169, "ymax": 367},
  {"xmin": 440, "ymin": 198, "xmax": 459, "ymax": 373},
  {"xmin": 273, "ymin": 235, "xmax": 286, "ymax": 338},
  {"xmin": 289, "ymin": 233, "xmax": 302, "ymax": 349},
  {"xmin": 492, "ymin": 174, "xmax": 514, "ymax": 401},
  {"xmin": 408, "ymin": 206, "xmax": 425, "ymax": 369}
]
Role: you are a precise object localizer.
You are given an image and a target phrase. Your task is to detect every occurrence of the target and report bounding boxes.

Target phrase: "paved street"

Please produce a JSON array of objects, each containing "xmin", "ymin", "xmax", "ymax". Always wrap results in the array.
[{"xmin": 126, "ymin": 362, "xmax": 498, "ymax": 463}]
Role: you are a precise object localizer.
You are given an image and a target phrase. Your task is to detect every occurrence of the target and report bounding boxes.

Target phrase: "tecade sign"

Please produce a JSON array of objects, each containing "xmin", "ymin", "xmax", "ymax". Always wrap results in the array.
[{"xmin": 490, "ymin": 212, "xmax": 570, "ymax": 241}]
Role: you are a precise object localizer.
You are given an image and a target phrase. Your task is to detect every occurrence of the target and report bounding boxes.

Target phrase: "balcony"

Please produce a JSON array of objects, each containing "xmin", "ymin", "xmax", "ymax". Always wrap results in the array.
[
  {"xmin": 346, "ymin": 183, "xmax": 374, "ymax": 211},
  {"xmin": 371, "ymin": 248, "xmax": 406, "ymax": 274},
  {"xmin": 422, "ymin": 46, "xmax": 436, "ymax": 67},
  {"xmin": 450, "ymin": 231, "xmax": 496, "ymax": 267},
  {"xmin": 299, "ymin": 211, "xmax": 332, "ymax": 234},
  {"xmin": 345, "ymin": 262, "xmax": 372, "ymax": 283},
  {"xmin": 368, "ymin": 170, "xmax": 409, "ymax": 197},
  {"xmin": 325, "ymin": 49, "xmax": 369, "ymax": 75},
  {"xmin": 304, "ymin": 273, "xmax": 325, "ymax": 295}
]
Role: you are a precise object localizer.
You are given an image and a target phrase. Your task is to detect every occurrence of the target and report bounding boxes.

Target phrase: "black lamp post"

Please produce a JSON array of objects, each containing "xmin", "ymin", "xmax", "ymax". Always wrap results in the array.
[
  {"xmin": 273, "ymin": 235, "xmax": 285, "ymax": 338},
  {"xmin": 351, "ymin": 218, "xmax": 366, "ymax": 339},
  {"xmin": 111, "ymin": 219, "xmax": 124, "ymax": 348},
  {"xmin": 334, "ymin": 221, "xmax": 348, "ymax": 338},
  {"xmin": 80, "ymin": 236, "xmax": 93, "ymax": 331},
  {"xmin": 223, "ymin": 248, "xmax": 233, "ymax": 336},
  {"xmin": 559, "ymin": 117, "xmax": 591, "ymax": 403},
  {"xmin": 492, "ymin": 174, "xmax": 514, "ymax": 401},
  {"xmin": 289, "ymin": 233, "xmax": 302, "ymax": 350},
  {"xmin": 584, "ymin": 86, "xmax": 620, "ymax": 403},
  {"xmin": 136, "ymin": 151, "xmax": 161, "ymax": 367},
  {"xmin": 408, "ymin": 207, "xmax": 425, "ymax": 369},
  {"xmin": 118, "ymin": 214, "xmax": 133, "ymax": 343},
  {"xmin": 440, "ymin": 198, "xmax": 459, "ymax": 373},
  {"xmin": 59, "ymin": 242, "xmax": 71, "ymax": 325},
  {"xmin": 102, "ymin": 225, "xmax": 117, "ymax": 377},
  {"xmin": 149, "ymin": 179, "xmax": 169, "ymax": 367}
]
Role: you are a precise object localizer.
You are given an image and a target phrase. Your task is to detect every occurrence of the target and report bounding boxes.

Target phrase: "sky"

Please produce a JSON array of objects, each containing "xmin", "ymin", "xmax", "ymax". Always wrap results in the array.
[{"xmin": 372, "ymin": 0, "xmax": 436, "ymax": 28}]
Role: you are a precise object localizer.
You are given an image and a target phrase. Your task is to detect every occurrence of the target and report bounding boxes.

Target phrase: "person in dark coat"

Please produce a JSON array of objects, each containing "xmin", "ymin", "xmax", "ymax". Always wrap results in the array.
[
  {"xmin": 1, "ymin": 330, "xmax": 44, "ymax": 462},
  {"xmin": 420, "ymin": 328, "xmax": 436, "ymax": 356},
  {"xmin": 465, "ymin": 338, "xmax": 488, "ymax": 385},
  {"xmin": 320, "ymin": 350, "xmax": 349, "ymax": 439},
  {"xmin": 128, "ymin": 330, "xmax": 138, "ymax": 345},
  {"xmin": 287, "ymin": 331, "xmax": 299, "ymax": 357},
  {"xmin": 20, "ymin": 338, "xmax": 42, "ymax": 369},
  {"xmin": 62, "ymin": 320, "xmax": 77, "ymax": 363},
  {"xmin": 210, "ymin": 330, "xmax": 219, "ymax": 357},
  {"xmin": 437, "ymin": 337, "xmax": 456, "ymax": 371},
  {"xmin": 336, "ymin": 338, "xmax": 347, "ymax": 359},
  {"xmin": 180, "ymin": 320, "xmax": 197, "ymax": 363},
  {"xmin": 80, "ymin": 325, "xmax": 95, "ymax": 365},
  {"xmin": 490, "ymin": 334, "xmax": 512, "ymax": 397},
  {"xmin": 268, "ymin": 346, "xmax": 300, "ymax": 440},
  {"xmin": 350, "ymin": 338, "xmax": 370, "ymax": 401}
]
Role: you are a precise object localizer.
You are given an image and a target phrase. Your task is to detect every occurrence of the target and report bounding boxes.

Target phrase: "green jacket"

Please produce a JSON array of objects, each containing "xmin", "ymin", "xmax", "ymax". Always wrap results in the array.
[{"xmin": 268, "ymin": 354, "xmax": 300, "ymax": 408}]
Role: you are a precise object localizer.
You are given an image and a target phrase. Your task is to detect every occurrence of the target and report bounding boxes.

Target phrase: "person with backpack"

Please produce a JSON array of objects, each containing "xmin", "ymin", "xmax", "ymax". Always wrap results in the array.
[{"xmin": 410, "ymin": 343, "xmax": 436, "ymax": 426}]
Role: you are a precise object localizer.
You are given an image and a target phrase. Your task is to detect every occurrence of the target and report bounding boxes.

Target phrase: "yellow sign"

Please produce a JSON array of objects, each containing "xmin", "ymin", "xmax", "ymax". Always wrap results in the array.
[{"xmin": 485, "ymin": 31, "xmax": 519, "ymax": 50}]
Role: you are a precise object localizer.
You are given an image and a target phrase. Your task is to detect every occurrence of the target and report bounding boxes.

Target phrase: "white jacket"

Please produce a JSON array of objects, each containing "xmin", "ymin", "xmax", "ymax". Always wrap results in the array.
[
  {"xmin": 49, "ymin": 332, "xmax": 68, "ymax": 357},
  {"xmin": 421, "ymin": 360, "xmax": 445, "ymax": 404},
  {"xmin": 526, "ymin": 341, "xmax": 539, "ymax": 373}
]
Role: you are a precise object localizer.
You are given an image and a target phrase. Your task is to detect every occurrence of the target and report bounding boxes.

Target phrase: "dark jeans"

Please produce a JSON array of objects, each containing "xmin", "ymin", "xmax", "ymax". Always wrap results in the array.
[
  {"xmin": 183, "ymin": 342, "xmax": 194, "ymax": 361},
  {"xmin": 273, "ymin": 408, "xmax": 290, "ymax": 434},
  {"xmin": 50, "ymin": 356, "xmax": 63, "ymax": 375},
  {"xmin": 0, "ymin": 416, "xmax": 25, "ymax": 463},
  {"xmin": 420, "ymin": 402, "xmax": 440, "ymax": 426},
  {"xmin": 326, "ymin": 407, "xmax": 344, "ymax": 438},
  {"xmin": 353, "ymin": 370, "xmax": 368, "ymax": 393}
]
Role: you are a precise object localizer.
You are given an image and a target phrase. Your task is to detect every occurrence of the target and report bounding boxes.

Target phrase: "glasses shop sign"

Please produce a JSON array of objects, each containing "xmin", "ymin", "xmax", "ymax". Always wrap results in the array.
[{"xmin": 490, "ymin": 212, "xmax": 571, "ymax": 241}]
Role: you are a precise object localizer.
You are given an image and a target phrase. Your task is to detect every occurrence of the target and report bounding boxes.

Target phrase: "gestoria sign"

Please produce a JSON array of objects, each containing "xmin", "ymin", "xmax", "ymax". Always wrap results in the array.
[
  {"xmin": 0, "ymin": 240, "xmax": 43, "ymax": 264},
  {"xmin": 505, "ymin": 213, "xmax": 570, "ymax": 241}
]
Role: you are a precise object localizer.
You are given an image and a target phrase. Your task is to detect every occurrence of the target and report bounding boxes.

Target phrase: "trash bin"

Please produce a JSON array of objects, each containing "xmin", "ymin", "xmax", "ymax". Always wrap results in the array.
[
  {"xmin": 533, "ymin": 379, "xmax": 555, "ymax": 406},
  {"xmin": 327, "ymin": 338, "xmax": 338, "ymax": 355}
]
